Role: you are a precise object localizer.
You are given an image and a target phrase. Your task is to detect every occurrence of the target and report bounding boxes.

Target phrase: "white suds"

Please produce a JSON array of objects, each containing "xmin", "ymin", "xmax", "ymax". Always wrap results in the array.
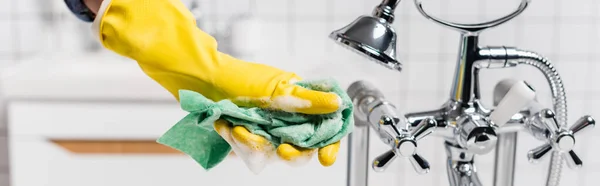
[
  {"xmin": 231, "ymin": 134, "xmax": 275, "ymax": 175},
  {"xmin": 278, "ymin": 149, "xmax": 315, "ymax": 167},
  {"xmin": 270, "ymin": 95, "xmax": 312, "ymax": 112}
]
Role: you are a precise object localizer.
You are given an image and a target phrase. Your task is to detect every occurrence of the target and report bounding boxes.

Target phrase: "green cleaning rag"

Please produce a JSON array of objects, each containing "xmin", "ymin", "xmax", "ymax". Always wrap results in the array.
[{"xmin": 156, "ymin": 79, "xmax": 354, "ymax": 170}]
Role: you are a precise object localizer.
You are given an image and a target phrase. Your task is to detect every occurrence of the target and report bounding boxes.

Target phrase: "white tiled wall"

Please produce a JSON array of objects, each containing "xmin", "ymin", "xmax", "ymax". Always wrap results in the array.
[{"xmin": 1, "ymin": 0, "xmax": 600, "ymax": 186}]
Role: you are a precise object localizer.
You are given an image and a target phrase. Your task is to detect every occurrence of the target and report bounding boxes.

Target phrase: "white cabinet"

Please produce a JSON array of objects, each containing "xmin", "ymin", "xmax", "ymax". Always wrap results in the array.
[{"xmin": 6, "ymin": 101, "xmax": 346, "ymax": 186}]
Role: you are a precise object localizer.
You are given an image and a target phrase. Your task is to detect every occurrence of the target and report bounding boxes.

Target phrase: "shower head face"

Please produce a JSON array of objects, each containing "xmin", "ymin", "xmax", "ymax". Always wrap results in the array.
[{"xmin": 329, "ymin": 16, "xmax": 402, "ymax": 71}]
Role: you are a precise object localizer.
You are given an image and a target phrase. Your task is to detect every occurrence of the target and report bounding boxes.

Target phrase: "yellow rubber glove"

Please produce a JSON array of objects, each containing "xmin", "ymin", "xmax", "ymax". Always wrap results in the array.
[{"xmin": 92, "ymin": 0, "xmax": 341, "ymax": 167}]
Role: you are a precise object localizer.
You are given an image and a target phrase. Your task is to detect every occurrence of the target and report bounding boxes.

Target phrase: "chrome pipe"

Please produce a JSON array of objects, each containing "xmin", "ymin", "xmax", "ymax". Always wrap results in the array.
[
  {"xmin": 347, "ymin": 125, "xmax": 369, "ymax": 186},
  {"xmin": 445, "ymin": 142, "xmax": 484, "ymax": 186},
  {"xmin": 449, "ymin": 34, "xmax": 481, "ymax": 104},
  {"xmin": 373, "ymin": 0, "xmax": 402, "ymax": 23},
  {"xmin": 493, "ymin": 132, "xmax": 518, "ymax": 186}
]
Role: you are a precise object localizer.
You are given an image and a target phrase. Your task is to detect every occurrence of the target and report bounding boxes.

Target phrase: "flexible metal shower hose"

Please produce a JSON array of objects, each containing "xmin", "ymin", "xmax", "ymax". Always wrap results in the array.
[{"xmin": 516, "ymin": 50, "xmax": 567, "ymax": 186}]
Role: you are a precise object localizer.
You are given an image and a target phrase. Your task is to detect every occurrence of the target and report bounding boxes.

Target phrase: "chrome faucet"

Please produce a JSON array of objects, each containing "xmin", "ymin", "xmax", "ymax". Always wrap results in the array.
[{"xmin": 331, "ymin": 1, "xmax": 596, "ymax": 186}]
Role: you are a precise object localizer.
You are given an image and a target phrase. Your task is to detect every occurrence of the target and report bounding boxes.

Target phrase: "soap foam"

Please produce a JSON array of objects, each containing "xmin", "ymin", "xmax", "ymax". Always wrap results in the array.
[
  {"xmin": 270, "ymin": 95, "xmax": 312, "ymax": 113},
  {"xmin": 279, "ymin": 148, "xmax": 316, "ymax": 167},
  {"xmin": 231, "ymin": 131, "xmax": 276, "ymax": 175}
]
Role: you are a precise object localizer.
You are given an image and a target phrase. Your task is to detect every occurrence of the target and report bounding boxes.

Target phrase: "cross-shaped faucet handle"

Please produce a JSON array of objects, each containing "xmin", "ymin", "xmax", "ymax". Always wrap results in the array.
[
  {"xmin": 527, "ymin": 110, "xmax": 595, "ymax": 169},
  {"xmin": 372, "ymin": 116, "xmax": 436, "ymax": 174}
]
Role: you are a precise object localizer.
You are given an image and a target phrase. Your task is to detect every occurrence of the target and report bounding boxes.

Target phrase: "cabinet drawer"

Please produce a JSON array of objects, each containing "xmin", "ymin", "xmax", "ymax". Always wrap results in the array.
[{"xmin": 8, "ymin": 101, "xmax": 187, "ymax": 139}]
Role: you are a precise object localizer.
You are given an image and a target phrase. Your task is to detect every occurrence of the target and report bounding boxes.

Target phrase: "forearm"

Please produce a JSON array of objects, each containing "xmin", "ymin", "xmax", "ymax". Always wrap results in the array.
[
  {"xmin": 90, "ymin": 0, "xmax": 237, "ymax": 101},
  {"xmin": 83, "ymin": 0, "xmax": 103, "ymax": 14},
  {"xmin": 83, "ymin": 0, "xmax": 296, "ymax": 104}
]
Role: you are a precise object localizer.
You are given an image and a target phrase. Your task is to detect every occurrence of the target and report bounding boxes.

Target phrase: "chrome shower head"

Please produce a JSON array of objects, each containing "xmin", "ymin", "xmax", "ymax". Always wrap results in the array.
[{"xmin": 329, "ymin": 0, "xmax": 402, "ymax": 71}]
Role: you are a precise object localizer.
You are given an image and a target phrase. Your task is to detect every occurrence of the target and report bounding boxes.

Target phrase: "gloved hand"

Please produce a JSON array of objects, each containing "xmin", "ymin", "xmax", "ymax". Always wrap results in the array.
[
  {"xmin": 214, "ymin": 119, "xmax": 341, "ymax": 170},
  {"xmin": 92, "ymin": 0, "xmax": 342, "ymax": 167}
]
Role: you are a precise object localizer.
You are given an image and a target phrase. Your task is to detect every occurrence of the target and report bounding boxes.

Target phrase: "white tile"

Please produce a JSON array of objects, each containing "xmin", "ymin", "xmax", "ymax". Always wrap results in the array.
[
  {"xmin": 293, "ymin": 60, "xmax": 336, "ymax": 80},
  {"xmin": 51, "ymin": 0, "xmax": 72, "ymax": 15},
  {"xmin": 186, "ymin": 0, "xmax": 217, "ymax": 18},
  {"xmin": 0, "ymin": 59, "xmax": 12, "ymax": 68},
  {"xmin": 475, "ymin": 161, "xmax": 495, "ymax": 186},
  {"xmin": 430, "ymin": 134, "xmax": 448, "ymax": 163},
  {"xmin": 53, "ymin": 18, "xmax": 93, "ymax": 55},
  {"xmin": 294, "ymin": 0, "xmax": 328, "ymax": 17},
  {"xmin": 327, "ymin": 46, "xmax": 363, "ymax": 69},
  {"xmin": 479, "ymin": 19, "xmax": 518, "ymax": 46},
  {"xmin": 483, "ymin": 0, "xmax": 524, "ymax": 19},
  {"xmin": 519, "ymin": 22, "xmax": 557, "ymax": 55},
  {"xmin": 216, "ymin": 0, "xmax": 251, "ymax": 17},
  {"xmin": 585, "ymin": 99, "xmax": 600, "ymax": 130},
  {"xmin": 404, "ymin": 91, "xmax": 446, "ymax": 112},
  {"xmin": 521, "ymin": 0, "xmax": 556, "ymax": 17},
  {"xmin": 392, "ymin": 18, "xmax": 413, "ymax": 56},
  {"xmin": 513, "ymin": 164, "xmax": 550, "ymax": 186},
  {"xmin": 585, "ymin": 135, "xmax": 600, "ymax": 164},
  {"xmin": 444, "ymin": 0, "xmax": 486, "ymax": 23},
  {"xmin": 445, "ymin": 0, "xmax": 481, "ymax": 17},
  {"xmin": 558, "ymin": 23, "xmax": 592, "ymax": 55},
  {"xmin": 440, "ymin": 31, "xmax": 461, "ymax": 54},
  {"xmin": 583, "ymin": 168, "xmax": 600, "ymax": 186},
  {"xmin": 332, "ymin": 0, "xmax": 372, "ymax": 17},
  {"xmin": 555, "ymin": 61, "xmax": 592, "ymax": 93},
  {"xmin": 565, "ymin": 96, "xmax": 587, "ymax": 124},
  {"xmin": 403, "ymin": 170, "xmax": 439, "ymax": 186},
  {"xmin": 0, "ymin": 20, "xmax": 13, "ymax": 53},
  {"xmin": 414, "ymin": 135, "xmax": 440, "ymax": 160},
  {"xmin": 406, "ymin": 62, "xmax": 440, "ymax": 91},
  {"xmin": 369, "ymin": 172, "xmax": 400, "ymax": 186},
  {"xmin": 397, "ymin": 0, "xmax": 420, "ymax": 17},
  {"xmin": 590, "ymin": 63, "xmax": 600, "ymax": 92},
  {"xmin": 256, "ymin": 21, "xmax": 291, "ymax": 63},
  {"xmin": 404, "ymin": 0, "xmax": 443, "ymax": 18},
  {"xmin": 256, "ymin": 0, "xmax": 289, "ymax": 17},
  {"xmin": 561, "ymin": 166, "xmax": 583, "ymax": 186},
  {"xmin": 16, "ymin": 19, "xmax": 47, "ymax": 55},
  {"xmin": 437, "ymin": 54, "xmax": 458, "ymax": 91},
  {"xmin": 559, "ymin": 0, "xmax": 595, "ymax": 17},
  {"xmin": 14, "ymin": 0, "xmax": 37, "ymax": 14},
  {"xmin": 406, "ymin": 20, "xmax": 443, "ymax": 55},
  {"xmin": 438, "ymin": 171, "xmax": 450, "ymax": 186},
  {"xmin": 293, "ymin": 21, "xmax": 328, "ymax": 59},
  {"xmin": 0, "ymin": 0, "xmax": 13, "ymax": 14}
]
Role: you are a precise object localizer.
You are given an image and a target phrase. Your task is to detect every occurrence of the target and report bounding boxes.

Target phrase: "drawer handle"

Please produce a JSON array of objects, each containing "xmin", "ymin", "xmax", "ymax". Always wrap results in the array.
[{"xmin": 50, "ymin": 140, "xmax": 236, "ymax": 156}]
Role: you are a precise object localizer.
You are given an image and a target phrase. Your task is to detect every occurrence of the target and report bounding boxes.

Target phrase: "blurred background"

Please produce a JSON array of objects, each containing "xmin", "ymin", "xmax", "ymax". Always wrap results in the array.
[{"xmin": 0, "ymin": 0, "xmax": 599, "ymax": 186}]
